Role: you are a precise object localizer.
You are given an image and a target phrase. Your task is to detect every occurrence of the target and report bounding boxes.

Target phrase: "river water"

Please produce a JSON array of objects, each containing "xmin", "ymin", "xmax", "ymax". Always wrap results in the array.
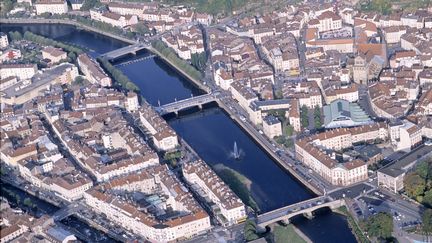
[{"xmin": 1, "ymin": 24, "xmax": 356, "ymax": 243}]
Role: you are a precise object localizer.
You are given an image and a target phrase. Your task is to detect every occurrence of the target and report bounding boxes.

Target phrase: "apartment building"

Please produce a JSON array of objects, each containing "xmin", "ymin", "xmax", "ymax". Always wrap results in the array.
[
  {"xmin": 90, "ymin": 10, "xmax": 138, "ymax": 28},
  {"xmin": 0, "ymin": 32, "xmax": 9, "ymax": 48},
  {"xmin": 183, "ymin": 160, "xmax": 246, "ymax": 226},
  {"xmin": 263, "ymin": 115, "xmax": 282, "ymax": 138},
  {"xmin": 309, "ymin": 11, "xmax": 342, "ymax": 32},
  {"xmin": 0, "ymin": 64, "xmax": 37, "ymax": 80},
  {"xmin": 35, "ymin": 0, "xmax": 68, "ymax": 15},
  {"xmin": 295, "ymin": 123, "xmax": 389, "ymax": 186},
  {"xmin": 84, "ymin": 165, "xmax": 212, "ymax": 242},
  {"xmin": 77, "ymin": 53, "xmax": 112, "ymax": 87},
  {"xmin": 138, "ymin": 104, "xmax": 179, "ymax": 151},
  {"xmin": 42, "ymin": 46, "xmax": 67, "ymax": 64}
]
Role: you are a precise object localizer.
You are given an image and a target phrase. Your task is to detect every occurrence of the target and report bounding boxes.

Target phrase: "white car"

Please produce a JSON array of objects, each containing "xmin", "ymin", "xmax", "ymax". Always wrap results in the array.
[{"xmin": 425, "ymin": 140, "xmax": 432, "ymax": 146}]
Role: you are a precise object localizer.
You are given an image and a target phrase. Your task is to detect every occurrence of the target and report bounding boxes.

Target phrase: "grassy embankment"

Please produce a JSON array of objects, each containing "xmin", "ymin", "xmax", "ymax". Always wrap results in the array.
[
  {"xmin": 272, "ymin": 224, "xmax": 307, "ymax": 243},
  {"xmin": 213, "ymin": 164, "xmax": 259, "ymax": 212}
]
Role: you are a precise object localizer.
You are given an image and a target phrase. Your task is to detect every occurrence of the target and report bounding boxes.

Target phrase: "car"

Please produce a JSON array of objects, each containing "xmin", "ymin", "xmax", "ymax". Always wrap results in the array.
[{"xmin": 425, "ymin": 140, "xmax": 432, "ymax": 146}]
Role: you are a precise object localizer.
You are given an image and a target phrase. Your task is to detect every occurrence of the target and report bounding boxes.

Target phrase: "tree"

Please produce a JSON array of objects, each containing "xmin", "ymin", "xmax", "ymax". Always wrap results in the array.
[
  {"xmin": 423, "ymin": 209, "xmax": 432, "ymax": 239},
  {"xmin": 1, "ymin": 0, "xmax": 14, "ymax": 15},
  {"xmin": 416, "ymin": 159, "xmax": 432, "ymax": 180},
  {"xmin": 67, "ymin": 52, "xmax": 77, "ymax": 62},
  {"xmin": 423, "ymin": 189, "xmax": 432, "ymax": 208},
  {"xmin": 363, "ymin": 212, "xmax": 393, "ymax": 240},
  {"xmin": 404, "ymin": 173, "xmax": 426, "ymax": 200},
  {"xmin": 81, "ymin": 0, "xmax": 102, "ymax": 11},
  {"xmin": 244, "ymin": 219, "xmax": 259, "ymax": 241},
  {"xmin": 8, "ymin": 31, "xmax": 22, "ymax": 41},
  {"xmin": 300, "ymin": 105, "xmax": 309, "ymax": 128},
  {"xmin": 284, "ymin": 124, "xmax": 294, "ymax": 137},
  {"xmin": 23, "ymin": 197, "xmax": 32, "ymax": 207},
  {"xmin": 314, "ymin": 106, "xmax": 322, "ymax": 128},
  {"xmin": 134, "ymin": 23, "xmax": 150, "ymax": 35}
]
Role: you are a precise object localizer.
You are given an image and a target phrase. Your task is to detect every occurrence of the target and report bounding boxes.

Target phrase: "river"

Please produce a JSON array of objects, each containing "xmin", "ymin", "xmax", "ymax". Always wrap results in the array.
[{"xmin": 1, "ymin": 23, "xmax": 356, "ymax": 243}]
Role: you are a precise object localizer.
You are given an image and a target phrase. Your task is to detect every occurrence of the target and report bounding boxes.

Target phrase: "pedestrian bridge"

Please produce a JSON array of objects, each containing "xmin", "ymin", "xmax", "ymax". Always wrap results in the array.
[
  {"xmin": 256, "ymin": 196, "xmax": 345, "ymax": 228},
  {"xmin": 100, "ymin": 43, "xmax": 150, "ymax": 60},
  {"xmin": 155, "ymin": 92, "xmax": 219, "ymax": 115}
]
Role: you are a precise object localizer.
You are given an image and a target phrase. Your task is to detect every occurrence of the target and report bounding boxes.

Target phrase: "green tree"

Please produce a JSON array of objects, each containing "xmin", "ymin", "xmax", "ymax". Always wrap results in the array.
[
  {"xmin": 244, "ymin": 219, "xmax": 260, "ymax": 241},
  {"xmin": 423, "ymin": 209, "xmax": 432, "ymax": 239},
  {"xmin": 8, "ymin": 31, "xmax": 23, "ymax": 41},
  {"xmin": 134, "ymin": 23, "xmax": 150, "ymax": 35},
  {"xmin": 416, "ymin": 159, "xmax": 432, "ymax": 180},
  {"xmin": 1, "ymin": 0, "xmax": 14, "ymax": 15},
  {"xmin": 423, "ymin": 189, "xmax": 432, "ymax": 208},
  {"xmin": 300, "ymin": 105, "xmax": 309, "ymax": 128},
  {"xmin": 284, "ymin": 124, "xmax": 294, "ymax": 136},
  {"xmin": 81, "ymin": 0, "xmax": 102, "ymax": 11},
  {"xmin": 404, "ymin": 173, "xmax": 426, "ymax": 200},
  {"xmin": 23, "ymin": 197, "xmax": 32, "ymax": 207},
  {"xmin": 363, "ymin": 212, "xmax": 393, "ymax": 240}
]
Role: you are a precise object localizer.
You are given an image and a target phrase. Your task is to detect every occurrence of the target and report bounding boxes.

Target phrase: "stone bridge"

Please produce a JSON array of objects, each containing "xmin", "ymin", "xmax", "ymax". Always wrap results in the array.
[
  {"xmin": 155, "ymin": 92, "xmax": 219, "ymax": 115},
  {"xmin": 100, "ymin": 43, "xmax": 150, "ymax": 61},
  {"xmin": 256, "ymin": 196, "xmax": 345, "ymax": 228}
]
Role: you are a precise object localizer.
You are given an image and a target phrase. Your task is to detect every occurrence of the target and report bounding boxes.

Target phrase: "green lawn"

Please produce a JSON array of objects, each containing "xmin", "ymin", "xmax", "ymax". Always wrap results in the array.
[{"xmin": 273, "ymin": 225, "xmax": 306, "ymax": 243}]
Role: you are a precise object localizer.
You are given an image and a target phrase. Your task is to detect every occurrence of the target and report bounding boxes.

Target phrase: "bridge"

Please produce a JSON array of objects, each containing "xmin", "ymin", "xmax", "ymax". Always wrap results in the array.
[
  {"xmin": 52, "ymin": 202, "xmax": 84, "ymax": 221},
  {"xmin": 155, "ymin": 92, "xmax": 219, "ymax": 115},
  {"xmin": 100, "ymin": 43, "xmax": 150, "ymax": 61},
  {"xmin": 256, "ymin": 196, "xmax": 345, "ymax": 228}
]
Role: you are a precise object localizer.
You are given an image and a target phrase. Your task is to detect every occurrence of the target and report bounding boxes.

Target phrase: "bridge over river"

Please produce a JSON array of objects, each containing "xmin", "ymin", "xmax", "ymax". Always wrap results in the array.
[
  {"xmin": 256, "ymin": 195, "xmax": 345, "ymax": 228},
  {"xmin": 155, "ymin": 92, "xmax": 220, "ymax": 115}
]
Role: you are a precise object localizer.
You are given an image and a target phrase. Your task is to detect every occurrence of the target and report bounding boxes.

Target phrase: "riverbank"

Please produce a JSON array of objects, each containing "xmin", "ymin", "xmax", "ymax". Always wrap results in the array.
[
  {"xmin": 334, "ymin": 206, "xmax": 370, "ymax": 243},
  {"xmin": 0, "ymin": 18, "xmax": 136, "ymax": 45},
  {"xmin": 213, "ymin": 163, "xmax": 260, "ymax": 212},
  {"xmin": 272, "ymin": 224, "xmax": 312, "ymax": 243},
  {"xmin": 147, "ymin": 46, "xmax": 210, "ymax": 93}
]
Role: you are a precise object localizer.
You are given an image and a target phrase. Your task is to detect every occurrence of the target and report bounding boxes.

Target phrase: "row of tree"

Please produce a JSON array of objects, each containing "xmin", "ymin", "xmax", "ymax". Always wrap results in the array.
[
  {"xmin": 151, "ymin": 40, "xmax": 203, "ymax": 81},
  {"xmin": 9, "ymin": 31, "xmax": 83, "ymax": 63},
  {"xmin": 97, "ymin": 57, "xmax": 140, "ymax": 92}
]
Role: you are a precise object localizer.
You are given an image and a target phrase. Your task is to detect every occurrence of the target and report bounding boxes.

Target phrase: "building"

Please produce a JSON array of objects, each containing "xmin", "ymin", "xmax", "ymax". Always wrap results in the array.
[
  {"xmin": 0, "ymin": 32, "xmax": 9, "ymax": 48},
  {"xmin": 288, "ymin": 99, "xmax": 302, "ymax": 132},
  {"xmin": 356, "ymin": 144, "xmax": 383, "ymax": 165},
  {"xmin": 125, "ymin": 92, "xmax": 139, "ymax": 112},
  {"xmin": 323, "ymin": 99, "xmax": 371, "ymax": 128},
  {"xmin": 42, "ymin": 46, "xmax": 67, "ymax": 65},
  {"xmin": 77, "ymin": 53, "xmax": 112, "ymax": 87},
  {"xmin": 35, "ymin": 0, "xmax": 68, "ymax": 15},
  {"xmin": 262, "ymin": 115, "xmax": 282, "ymax": 138},
  {"xmin": 295, "ymin": 123, "xmax": 389, "ymax": 186},
  {"xmin": 309, "ymin": 11, "xmax": 342, "ymax": 32},
  {"xmin": 83, "ymin": 165, "xmax": 212, "ymax": 242},
  {"xmin": 138, "ymin": 104, "xmax": 179, "ymax": 151},
  {"xmin": 0, "ymin": 64, "xmax": 37, "ymax": 80},
  {"xmin": 305, "ymin": 28, "xmax": 354, "ymax": 53},
  {"xmin": 0, "ymin": 63, "xmax": 78, "ymax": 105},
  {"xmin": 90, "ymin": 10, "xmax": 138, "ymax": 28},
  {"xmin": 182, "ymin": 160, "xmax": 246, "ymax": 226},
  {"xmin": 378, "ymin": 145, "xmax": 432, "ymax": 193},
  {"xmin": 353, "ymin": 44, "xmax": 387, "ymax": 84},
  {"xmin": 390, "ymin": 120, "xmax": 422, "ymax": 152},
  {"xmin": 69, "ymin": 0, "xmax": 83, "ymax": 10}
]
